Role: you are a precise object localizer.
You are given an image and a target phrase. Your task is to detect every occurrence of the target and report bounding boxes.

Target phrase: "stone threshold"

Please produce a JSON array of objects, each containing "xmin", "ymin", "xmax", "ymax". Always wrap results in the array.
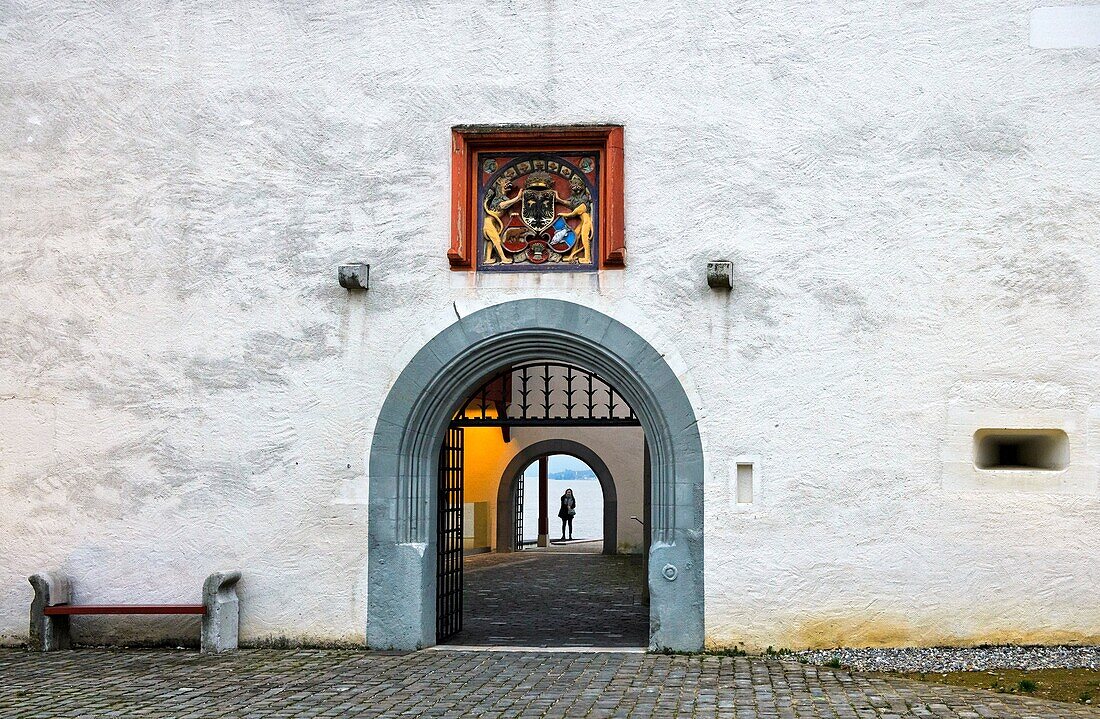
[{"xmin": 427, "ymin": 645, "xmax": 647, "ymax": 653}]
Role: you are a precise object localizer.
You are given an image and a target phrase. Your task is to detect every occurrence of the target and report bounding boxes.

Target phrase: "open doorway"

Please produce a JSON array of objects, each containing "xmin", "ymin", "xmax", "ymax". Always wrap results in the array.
[
  {"xmin": 438, "ymin": 363, "xmax": 650, "ymax": 648},
  {"xmin": 522, "ymin": 454, "xmax": 604, "ymax": 551},
  {"xmin": 366, "ymin": 299, "xmax": 705, "ymax": 653},
  {"xmin": 457, "ymin": 547, "xmax": 648, "ymax": 648}
]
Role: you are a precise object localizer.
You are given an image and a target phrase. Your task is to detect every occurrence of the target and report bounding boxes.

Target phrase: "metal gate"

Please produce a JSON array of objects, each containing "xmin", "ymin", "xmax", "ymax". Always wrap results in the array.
[
  {"xmin": 436, "ymin": 427, "xmax": 464, "ymax": 642},
  {"xmin": 514, "ymin": 471, "xmax": 524, "ymax": 550}
]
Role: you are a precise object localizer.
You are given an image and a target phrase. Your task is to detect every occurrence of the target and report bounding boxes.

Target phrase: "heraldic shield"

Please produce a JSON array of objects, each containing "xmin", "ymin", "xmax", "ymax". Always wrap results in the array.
[
  {"xmin": 477, "ymin": 153, "xmax": 598, "ymax": 271},
  {"xmin": 520, "ymin": 183, "xmax": 557, "ymax": 233}
]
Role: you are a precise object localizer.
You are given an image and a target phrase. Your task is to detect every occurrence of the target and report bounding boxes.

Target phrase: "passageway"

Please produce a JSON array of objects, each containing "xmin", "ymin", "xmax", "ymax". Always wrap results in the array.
[{"xmin": 450, "ymin": 551, "xmax": 648, "ymax": 648}]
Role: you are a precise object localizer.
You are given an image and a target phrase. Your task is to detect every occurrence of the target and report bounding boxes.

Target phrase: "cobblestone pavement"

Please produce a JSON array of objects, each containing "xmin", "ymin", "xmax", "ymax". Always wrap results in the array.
[
  {"xmin": 2, "ymin": 648, "xmax": 1097, "ymax": 718},
  {"xmin": 453, "ymin": 551, "xmax": 648, "ymax": 647}
]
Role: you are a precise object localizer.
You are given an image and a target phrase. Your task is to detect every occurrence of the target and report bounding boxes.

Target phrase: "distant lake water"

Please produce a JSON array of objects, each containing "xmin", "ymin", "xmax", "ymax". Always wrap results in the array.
[{"xmin": 521, "ymin": 478, "xmax": 604, "ymax": 542}]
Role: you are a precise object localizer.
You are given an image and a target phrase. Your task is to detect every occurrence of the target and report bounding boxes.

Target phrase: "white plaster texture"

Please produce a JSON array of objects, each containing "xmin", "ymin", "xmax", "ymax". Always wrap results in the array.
[{"xmin": 2, "ymin": 1, "xmax": 1099, "ymax": 649}]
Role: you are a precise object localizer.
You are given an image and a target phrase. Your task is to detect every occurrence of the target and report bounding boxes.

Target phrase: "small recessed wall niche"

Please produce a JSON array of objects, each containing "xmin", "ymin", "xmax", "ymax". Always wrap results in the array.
[
  {"xmin": 735, "ymin": 463, "xmax": 754, "ymax": 503},
  {"xmin": 943, "ymin": 404, "xmax": 1094, "ymax": 494},
  {"xmin": 973, "ymin": 429, "xmax": 1069, "ymax": 471},
  {"xmin": 728, "ymin": 456, "xmax": 760, "ymax": 510}
]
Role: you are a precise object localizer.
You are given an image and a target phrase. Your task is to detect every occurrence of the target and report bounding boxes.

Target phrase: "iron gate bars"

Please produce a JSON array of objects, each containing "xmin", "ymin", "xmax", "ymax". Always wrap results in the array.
[
  {"xmin": 451, "ymin": 362, "xmax": 640, "ymax": 427},
  {"xmin": 514, "ymin": 471, "xmax": 524, "ymax": 551},
  {"xmin": 436, "ymin": 427, "xmax": 464, "ymax": 642}
]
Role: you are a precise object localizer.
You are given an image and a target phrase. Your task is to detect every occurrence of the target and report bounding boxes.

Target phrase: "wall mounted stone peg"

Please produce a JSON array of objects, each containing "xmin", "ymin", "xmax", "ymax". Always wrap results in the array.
[
  {"xmin": 338, "ymin": 262, "xmax": 369, "ymax": 290},
  {"xmin": 707, "ymin": 261, "xmax": 733, "ymax": 289}
]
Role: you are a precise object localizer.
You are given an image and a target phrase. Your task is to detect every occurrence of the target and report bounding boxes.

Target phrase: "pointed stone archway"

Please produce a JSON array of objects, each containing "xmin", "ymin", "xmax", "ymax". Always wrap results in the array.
[{"xmin": 366, "ymin": 299, "xmax": 703, "ymax": 651}]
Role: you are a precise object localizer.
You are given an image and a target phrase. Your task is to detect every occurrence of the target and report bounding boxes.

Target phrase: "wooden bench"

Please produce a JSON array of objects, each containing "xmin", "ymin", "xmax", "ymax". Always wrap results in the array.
[{"xmin": 29, "ymin": 571, "xmax": 241, "ymax": 653}]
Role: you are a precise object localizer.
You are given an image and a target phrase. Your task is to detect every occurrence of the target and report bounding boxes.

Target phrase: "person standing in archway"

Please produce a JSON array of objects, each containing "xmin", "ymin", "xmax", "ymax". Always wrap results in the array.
[{"xmin": 558, "ymin": 488, "xmax": 576, "ymax": 541}]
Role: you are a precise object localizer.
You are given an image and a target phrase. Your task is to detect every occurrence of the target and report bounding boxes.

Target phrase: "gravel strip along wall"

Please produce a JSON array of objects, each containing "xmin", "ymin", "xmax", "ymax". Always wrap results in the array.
[{"xmin": 795, "ymin": 645, "xmax": 1100, "ymax": 672}]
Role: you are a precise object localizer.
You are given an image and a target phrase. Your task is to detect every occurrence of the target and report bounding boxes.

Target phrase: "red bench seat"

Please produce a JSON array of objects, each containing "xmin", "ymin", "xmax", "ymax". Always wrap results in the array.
[{"xmin": 44, "ymin": 605, "xmax": 206, "ymax": 616}]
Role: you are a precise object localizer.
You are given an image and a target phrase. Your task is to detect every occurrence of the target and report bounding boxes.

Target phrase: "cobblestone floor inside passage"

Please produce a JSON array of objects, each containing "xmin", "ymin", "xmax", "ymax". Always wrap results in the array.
[
  {"xmin": 2, "ymin": 649, "xmax": 1097, "ymax": 718},
  {"xmin": 451, "ymin": 550, "xmax": 648, "ymax": 647}
]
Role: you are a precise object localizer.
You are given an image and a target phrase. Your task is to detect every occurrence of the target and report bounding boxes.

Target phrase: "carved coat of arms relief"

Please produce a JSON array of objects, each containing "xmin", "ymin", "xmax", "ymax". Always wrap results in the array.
[{"xmin": 478, "ymin": 153, "xmax": 598, "ymax": 271}]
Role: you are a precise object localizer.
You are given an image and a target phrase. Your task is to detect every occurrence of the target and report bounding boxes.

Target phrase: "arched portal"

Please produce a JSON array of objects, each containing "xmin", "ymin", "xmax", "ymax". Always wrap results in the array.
[
  {"xmin": 366, "ymin": 299, "xmax": 703, "ymax": 651},
  {"xmin": 495, "ymin": 440, "xmax": 619, "ymax": 555}
]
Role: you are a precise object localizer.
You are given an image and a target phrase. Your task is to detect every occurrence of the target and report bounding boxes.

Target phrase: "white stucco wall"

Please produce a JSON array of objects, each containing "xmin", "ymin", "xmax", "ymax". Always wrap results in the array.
[{"xmin": 2, "ymin": 2, "xmax": 1098, "ymax": 649}]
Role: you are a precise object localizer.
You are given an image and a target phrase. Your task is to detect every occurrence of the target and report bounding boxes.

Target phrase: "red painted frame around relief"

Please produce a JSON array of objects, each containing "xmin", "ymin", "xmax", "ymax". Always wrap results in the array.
[{"xmin": 449, "ymin": 125, "xmax": 624, "ymax": 269}]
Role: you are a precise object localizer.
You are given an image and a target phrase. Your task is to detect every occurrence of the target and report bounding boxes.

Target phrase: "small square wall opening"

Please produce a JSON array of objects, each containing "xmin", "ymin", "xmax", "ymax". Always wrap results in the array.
[{"xmin": 973, "ymin": 429, "xmax": 1069, "ymax": 471}]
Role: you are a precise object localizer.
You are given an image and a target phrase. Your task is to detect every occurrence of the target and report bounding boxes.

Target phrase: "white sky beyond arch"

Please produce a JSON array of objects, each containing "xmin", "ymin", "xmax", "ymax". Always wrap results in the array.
[{"xmin": 523, "ymin": 455, "xmax": 605, "ymax": 543}]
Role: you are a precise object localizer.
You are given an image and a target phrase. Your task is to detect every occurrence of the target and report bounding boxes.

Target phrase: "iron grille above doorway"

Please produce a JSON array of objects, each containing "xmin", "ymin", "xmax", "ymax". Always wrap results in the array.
[{"xmin": 451, "ymin": 362, "xmax": 640, "ymax": 428}]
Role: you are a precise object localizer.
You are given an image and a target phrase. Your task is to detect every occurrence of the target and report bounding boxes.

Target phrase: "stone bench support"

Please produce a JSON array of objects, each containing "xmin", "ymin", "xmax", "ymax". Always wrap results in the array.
[
  {"xmin": 28, "ymin": 571, "xmax": 241, "ymax": 653},
  {"xmin": 29, "ymin": 572, "xmax": 71, "ymax": 651},
  {"xmin": 200, "ymin": 570, "xmax": 241, "ymax": 654}
]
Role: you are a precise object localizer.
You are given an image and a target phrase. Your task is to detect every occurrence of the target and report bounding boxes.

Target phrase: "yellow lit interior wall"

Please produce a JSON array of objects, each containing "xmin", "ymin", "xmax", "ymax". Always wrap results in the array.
[{"xmin": 461, "ymin": 426, "xmax": 513, "ymax": 551}]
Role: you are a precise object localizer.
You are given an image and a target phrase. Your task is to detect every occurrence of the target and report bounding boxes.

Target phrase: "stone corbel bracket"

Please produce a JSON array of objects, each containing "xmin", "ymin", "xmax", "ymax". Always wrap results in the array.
[
  {"xmin": 339, "ymin": 262, "xmax": 370, "ymax": 290},
  {"xmin": 707, "ymin": 260, "xmax": 733, "ymax": 289}
]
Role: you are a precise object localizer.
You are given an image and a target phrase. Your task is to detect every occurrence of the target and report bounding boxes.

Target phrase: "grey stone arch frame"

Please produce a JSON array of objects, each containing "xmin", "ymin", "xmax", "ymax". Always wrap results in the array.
[
  {"xmin": 366, "ymin": 299, "xmax": 704, "ymax": 651},
  {"xmin": 495, "ymin": 440, "xmax": 619, "ymax": 555}
]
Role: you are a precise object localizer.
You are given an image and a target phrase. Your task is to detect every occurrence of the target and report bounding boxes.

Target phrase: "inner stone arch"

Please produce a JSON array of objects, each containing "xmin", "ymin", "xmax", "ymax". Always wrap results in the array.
[
  {"xmin": 366, "ymin": 299, "xmax": 703, "ymax": 651},
  {"xmin": 495, "ymin": 439, "xmax": 620, "ymax": 555}
]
